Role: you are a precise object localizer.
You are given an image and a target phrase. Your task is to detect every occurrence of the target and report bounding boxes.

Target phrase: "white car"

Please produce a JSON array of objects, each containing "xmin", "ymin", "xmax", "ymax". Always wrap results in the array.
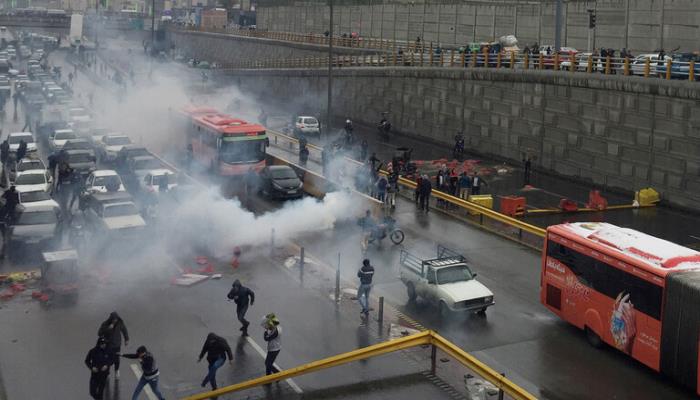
[
  {"xmin": 68, "ymin": 107, "xmax": 90, "ymax": 119},
  {"xmin": 631, "ymin": 53, "xmax": 672, "ymax": 75},
  {"xmin": 17, "ymin": 189, "xmax": 59, "ymax": 208},
  {"xmin": 14, "ymin": 169, "xmax": 52, "ymax": 193},
  {"xmin": 7, "ymin": 132, "xmax": 37, "ymax": 153},
  {"xmin": 400, "ymin": 247, "xmax": 495, "ymax": 315},
  {"xmin": 85, "ymin": 170, "xmax": 126, "ymax": 194},
  {"xmin": 142, "ymin": 169, "xmax": 177, "ymax": 193},
  {"xmin": 293, "ymin": 116, "xmax": 321, "ymax": 137},
  {"xmin": 49, "ymin": 129, "xmax": 77, "ymax": 151},
  {"xmin": 99, "ymin": 135, "xmax": 132, "ymax": 162},
  {"xmin": 10, "ymin": 158, "xmax": 46, "ymax": 183}
]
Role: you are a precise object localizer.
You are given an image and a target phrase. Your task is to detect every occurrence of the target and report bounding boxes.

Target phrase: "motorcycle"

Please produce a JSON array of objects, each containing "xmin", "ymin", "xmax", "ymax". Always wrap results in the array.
[
  {"xmin": 362, "ymin": 216, "xmax": 405, "ymax": 251},
  {"xmin": 377, "ymin": 119, "xmax": 392, "ymax": 140}
]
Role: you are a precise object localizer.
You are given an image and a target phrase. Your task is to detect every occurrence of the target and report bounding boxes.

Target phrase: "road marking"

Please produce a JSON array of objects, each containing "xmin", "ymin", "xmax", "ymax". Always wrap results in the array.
[
  {"xmin": 244, "ymin": 336, "xmax": 304, "ymax": 394},
  {"xmin": 129, "ymin": 363, "xmax": 158, "ymax": 400}
]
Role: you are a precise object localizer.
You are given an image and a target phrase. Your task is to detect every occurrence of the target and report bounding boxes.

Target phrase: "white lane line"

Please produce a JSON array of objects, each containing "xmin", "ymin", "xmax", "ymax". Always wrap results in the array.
[
  {"xmin": 129, "ymin": 363, "xmax": 158, "ymax": 400},
  {"xmin": 245, "ymin": 336, "xmax": 303, "ymax": 394}
]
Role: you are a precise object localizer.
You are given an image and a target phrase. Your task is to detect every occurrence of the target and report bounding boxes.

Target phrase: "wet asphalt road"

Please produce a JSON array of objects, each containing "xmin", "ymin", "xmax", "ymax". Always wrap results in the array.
[{"xmin": 0, "ymin": 34, "xmax": 697, "ymax": 400}]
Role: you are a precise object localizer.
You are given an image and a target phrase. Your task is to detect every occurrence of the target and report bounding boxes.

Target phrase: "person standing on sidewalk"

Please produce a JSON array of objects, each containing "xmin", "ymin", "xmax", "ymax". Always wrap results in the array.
[
  {"xmin": 263, "ymin": 314, "xmax": 282, "ymax": 375},
  {"xmin": 198, "ymin": 333, "xmax": 233, "ymax": 392},
  {"xmin": 357, "ymin": 259, "xmax": 375, "ymax": 316},
  {"xmin": 227, "ymin": 279, "xmax": 255, "ymax": 336},
  {"xmin": 122, "ymin": 345, "xmax": 165, "ymax": 400},
  {"xmin": 98, "ymin": 312, "xmax": 129, "ymax": 380},
  {"xmin": 84, "ymin": 337, "xmax": 114, "ymax": 400},
  {"xmin": 458, "ymin": 172, "xmax": 471, "ymax": 200},
  {"xmin": 418, "ymin": 175, "xmax": 432, "ymax": 212}
]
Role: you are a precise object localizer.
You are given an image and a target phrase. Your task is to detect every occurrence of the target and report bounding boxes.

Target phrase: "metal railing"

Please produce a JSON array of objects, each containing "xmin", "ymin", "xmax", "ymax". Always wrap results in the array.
[
  {"xmin": 183, "ymin": 330, "xmax": 537, "ymax": 400},
  {"xmin": 267, "ymin": 130, "xmax": 546, "ymax": 249},
  {"xmin": 211, "ymin": 49, "xmax": 699, "ymax": 81},
  {"xmin": 173, "ymin": 24, "xmax": 403, "ymax": 50}
]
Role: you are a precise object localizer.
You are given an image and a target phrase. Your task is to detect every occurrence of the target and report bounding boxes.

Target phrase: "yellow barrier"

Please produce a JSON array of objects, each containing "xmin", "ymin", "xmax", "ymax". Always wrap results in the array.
[{"xmin": 183, "ymin": 330, "xmax": 537, "ymax": 400}]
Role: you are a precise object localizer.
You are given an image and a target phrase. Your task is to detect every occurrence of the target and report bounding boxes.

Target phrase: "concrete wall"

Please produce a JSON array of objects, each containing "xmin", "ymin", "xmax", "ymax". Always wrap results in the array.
[
  {"xmin": 225, "ymin": 67, "xmax": 700, "ymax": 210},
  {"xmin": 257, "ymin": 0, "xmax": 700, "ymax": 53},
  {"xmin": 168, "ymin": 30, "xmax": 383, "ymax": 63}
]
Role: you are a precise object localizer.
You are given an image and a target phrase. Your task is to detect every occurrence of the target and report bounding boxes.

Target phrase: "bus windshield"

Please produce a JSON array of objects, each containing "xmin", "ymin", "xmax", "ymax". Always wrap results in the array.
[{"xmin": 219, "ymin": 140, "xmax": 265, "ymax": 164}]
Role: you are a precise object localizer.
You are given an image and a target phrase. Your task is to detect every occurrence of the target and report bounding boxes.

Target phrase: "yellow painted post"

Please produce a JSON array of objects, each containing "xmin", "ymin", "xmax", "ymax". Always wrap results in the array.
[
  {"xmin": 666, "ymin": 58, "xmax": 672, "ymax": 80},
  {"xmin": 570, "ymin": 55, "xmax": 575, "ymax": 73},
  {"xmin": 450, "ymin": 49, "xmax": 455, "ymax": 67},
  {"xmin": 587, "ymin": 54, "xmax": 593, "ymax": 73},
  {"xmin": 421, "ymin": 47, "xmax": 425, "ymax": 66},
  {"xmin": 510, "ymin": 52, "xmax": 515, "ymax": 69},
  {"xmin": 604, "ymin": 56, "xmax": 611, "ymax": 74},
  {"xmin": 644, "ymin": 58, "xmax": 650, "ymax": 77},
  {"xmin": 496, "ymin": 52, "xmax": 502, "ymax": 68},
  {"xmin": 484, "ymin": 49, "xmax": 489, "ymax": 68},
  {"xmin": 538, "ymin": 53, "xmax": 544, "ymax": 69},
  {"xmin": 524, "ymin": 53, "xmax": 529, "ymax": 70},
  {"xmin": 554, "ymin": 53, "xmax": 560, "ymax": 70},
  {"xmin": 690, "ymin": 61, "xmax": 695, "ymax": 81},
  {"xmin": 471, "ymin": 51, "xmax": 477, "ymax": 68},
  {"xmin": 429, "ymin": 43, "xmax": 433, "ymax": 65},
  {"xmin": 439, "ymin": 51, "xmax": 444, "ymax": 67},
  {"xmin": 624, "ymin": 57, "xmax": 630, "ymax": 75},
  {"xmin": 461, "ymin": 51, "xmax": 466, "ymax": 68}
]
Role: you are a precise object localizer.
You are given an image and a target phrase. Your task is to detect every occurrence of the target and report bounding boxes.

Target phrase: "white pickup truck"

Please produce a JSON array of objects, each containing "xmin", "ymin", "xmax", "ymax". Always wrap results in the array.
[{"xmin": 400, "ymin": 246, "xmax": 494, "ymax": 316}]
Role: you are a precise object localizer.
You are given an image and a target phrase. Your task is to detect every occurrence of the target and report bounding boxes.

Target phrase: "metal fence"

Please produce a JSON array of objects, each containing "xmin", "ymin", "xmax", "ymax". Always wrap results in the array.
[{"xmin": 210, "ymin": 48, "xmax": 698, "ymax": 81}]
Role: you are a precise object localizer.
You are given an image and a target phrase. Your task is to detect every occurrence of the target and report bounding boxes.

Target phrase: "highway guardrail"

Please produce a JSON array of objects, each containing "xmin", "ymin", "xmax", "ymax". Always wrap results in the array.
[{"xmin": 183, "ymin": 330, "xmax": 538, "ymax": 400}]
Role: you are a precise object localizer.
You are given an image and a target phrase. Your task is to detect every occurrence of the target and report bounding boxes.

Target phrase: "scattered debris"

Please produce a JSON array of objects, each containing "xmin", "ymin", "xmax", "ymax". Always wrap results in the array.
[{"xmin": 172, "ymin": 274, "xmax": 210, "ymax": 287}]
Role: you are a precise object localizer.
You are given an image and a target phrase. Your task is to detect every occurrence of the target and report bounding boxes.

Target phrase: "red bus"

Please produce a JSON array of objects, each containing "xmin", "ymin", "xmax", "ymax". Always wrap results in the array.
[
  {"xmin": 183, "ymin": 108, "xmax": 267, "ymax": 176},
  {"xmin": 541, "ymin": 222, "xmax": 700, "ymax": 394}
]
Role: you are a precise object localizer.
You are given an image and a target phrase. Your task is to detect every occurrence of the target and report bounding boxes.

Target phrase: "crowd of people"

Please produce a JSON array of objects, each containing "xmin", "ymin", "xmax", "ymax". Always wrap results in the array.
[{"xmin": 84, "ymin": 280, "xmax": 284, "ymax": 400}]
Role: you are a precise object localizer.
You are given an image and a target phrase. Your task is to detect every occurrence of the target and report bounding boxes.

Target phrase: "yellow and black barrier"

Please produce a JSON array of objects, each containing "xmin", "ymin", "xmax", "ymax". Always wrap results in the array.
[{"xmin": 183, "ymin": 330, "xmax": 537, "ymax": 400}]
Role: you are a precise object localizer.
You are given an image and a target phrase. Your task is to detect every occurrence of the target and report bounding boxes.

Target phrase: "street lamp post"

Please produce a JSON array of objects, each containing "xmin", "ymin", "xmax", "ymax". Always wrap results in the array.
[
  {"xmin": 326, "ymin": 0, "xmax": 333, "ymax": 142},
  {"xmin": 151, "ymin": 0, "xmax": 156, "ymax": 46}
]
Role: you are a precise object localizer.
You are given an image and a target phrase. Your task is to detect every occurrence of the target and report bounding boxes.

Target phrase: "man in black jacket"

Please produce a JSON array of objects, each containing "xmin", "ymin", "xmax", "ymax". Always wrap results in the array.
[
  {"xmin": 357, "ymin": 259, "xmax": 375, "ymax": 316},
  {"xmin": 123, "ymin": 345, "xmax": 165, "ymax": 400},
  {"xmin": 198, "ymin": 333, "xmax": 233, "ymax": 393},
  {"xmin": 227, "ymin": 279, "xmax": 255, "ymax": 336},
  {"xmin": 98, "ymin": 311, "xmax": 129, "ymax": 380},
  {"xmin": 84, "ymin": 337, "xmax": 114, "ymax": 400}
]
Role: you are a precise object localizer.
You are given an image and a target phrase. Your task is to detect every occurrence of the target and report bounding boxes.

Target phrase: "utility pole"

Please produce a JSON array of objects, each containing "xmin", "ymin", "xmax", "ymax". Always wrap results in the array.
[
  {"xmin": 151, "ymin": 0, "xmax": 156, "ymax": 46},
  {"xmin": 326, "ymin": 0, "xmax": 333, "ymax": 141},
  {"xmin": 554, "ymin": 0, "xmax": 562, "ymax": 51}
]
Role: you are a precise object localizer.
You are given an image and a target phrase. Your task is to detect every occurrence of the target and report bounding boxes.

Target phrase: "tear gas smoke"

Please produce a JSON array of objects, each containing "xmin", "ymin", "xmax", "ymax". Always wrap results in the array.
[{"xmin": 163, "ymin": 187, "xmax": 363, "ymax": 259}]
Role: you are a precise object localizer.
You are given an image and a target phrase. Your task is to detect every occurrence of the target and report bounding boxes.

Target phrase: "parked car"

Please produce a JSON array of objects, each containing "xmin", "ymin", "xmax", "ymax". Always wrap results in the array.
[
  {"xmin": 49, "ymin": 129, "xmax": 77, "ymax": 152},
  {"xmin": 655, "ymin": 53, "xmax": 700, "ymax": 79},
  {"xmin": 258, "ymin": 165, "xmax": 303, "ymax": 199},
  {"xmin": 9, "ymin": 158, "xmax": 46, "ymax": 183},
  {"xmin": 14, "ymin": 169, "xmax": 52, "ymax": 192},
  {"xmin": 293, "ymin": 116, "xmax": 321, "ymax": 137},
  {"xmin": 141, "ymin": 169, "xmax": 177, "ymax": 193},
  {"xmin": 400, "ymin": 245, "xmax": 494, "ymax": 316},
  {"xmin": 17, "ymin": 189, "xmax": 59, "ymax": 208},
  {"xmin": 5, "ymin": 204, "xmax": 60, "ymax": 259},
  {"xmin": 97, "ymin": 135, "xmax": 132, "ymax": 163},
  {"xmin": 7, "ymin": 132, "xmax": 37, "ymax": 153},
  {"xmin": 84, "ymin": 170, "xmax": 126, "ymax": 194},
  {"xmin": 62, "ymin": 138, "xmax": 95, "ymax": 157},
  {"xmin": 115, "ymin": 145, "xmax": 151, "ymax": 171},
  {"xmin": 64, "ymin": 149, "xmax": 96, "ymax": 176}
]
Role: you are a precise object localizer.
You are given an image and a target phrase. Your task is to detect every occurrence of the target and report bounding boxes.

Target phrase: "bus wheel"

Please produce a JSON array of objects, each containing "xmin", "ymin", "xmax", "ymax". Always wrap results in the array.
[{"xmin": 585, "ymin": 327, "xmax": 603, "ymax": 348}]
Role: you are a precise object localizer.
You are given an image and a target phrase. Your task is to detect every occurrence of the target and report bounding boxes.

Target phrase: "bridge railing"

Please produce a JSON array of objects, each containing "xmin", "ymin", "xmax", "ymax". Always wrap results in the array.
[{"xmin": 212, "ymin": 50, "xmax": 700, "ymax": 82}]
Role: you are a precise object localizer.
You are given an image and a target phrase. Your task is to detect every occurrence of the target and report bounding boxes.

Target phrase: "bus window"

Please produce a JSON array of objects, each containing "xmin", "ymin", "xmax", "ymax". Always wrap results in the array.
[
  {"xmin": 219, "ymin": 140, "xmax": 265, "ymax": 163},
  {"xmin": 547, "ymin": 241, "xmax": 663, "ymax": 320}
]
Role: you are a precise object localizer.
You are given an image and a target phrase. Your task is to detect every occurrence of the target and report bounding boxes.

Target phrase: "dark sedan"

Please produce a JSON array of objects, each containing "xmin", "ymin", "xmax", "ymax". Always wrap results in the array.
[{"xmin": 258, "ymin": 165, "xmax": 304, "ymax": 199}]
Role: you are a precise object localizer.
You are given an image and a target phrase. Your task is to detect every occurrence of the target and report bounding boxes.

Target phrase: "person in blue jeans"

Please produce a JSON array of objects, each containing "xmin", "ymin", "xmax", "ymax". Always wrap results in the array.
[
  {"xmin": 122, "ymin": 345, "xmax": 165, "ymax": 400},
  {"xmin": 198, "ymin": 333, "xmax": 233, "ymax": 394},
  {"xmin": 357, "ymin": 259, "xmax": 375, "ymax": 316}
]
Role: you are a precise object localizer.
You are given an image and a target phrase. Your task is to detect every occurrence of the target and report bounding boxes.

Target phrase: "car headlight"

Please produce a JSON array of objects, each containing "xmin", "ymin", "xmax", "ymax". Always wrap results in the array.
[{"xmin": 484, "ymin": 296, "xmax": 493, "ymax": 303}]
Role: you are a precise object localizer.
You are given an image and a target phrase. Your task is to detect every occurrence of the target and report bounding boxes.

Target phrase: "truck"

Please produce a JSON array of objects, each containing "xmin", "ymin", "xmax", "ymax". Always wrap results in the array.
[
  {"xmin": 69, "ymin": 14, "xmax": 83, "ymax": 47},
  {"xmin": 400, "ymin": 245, "xmax": 494, "ymax": 316}
]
